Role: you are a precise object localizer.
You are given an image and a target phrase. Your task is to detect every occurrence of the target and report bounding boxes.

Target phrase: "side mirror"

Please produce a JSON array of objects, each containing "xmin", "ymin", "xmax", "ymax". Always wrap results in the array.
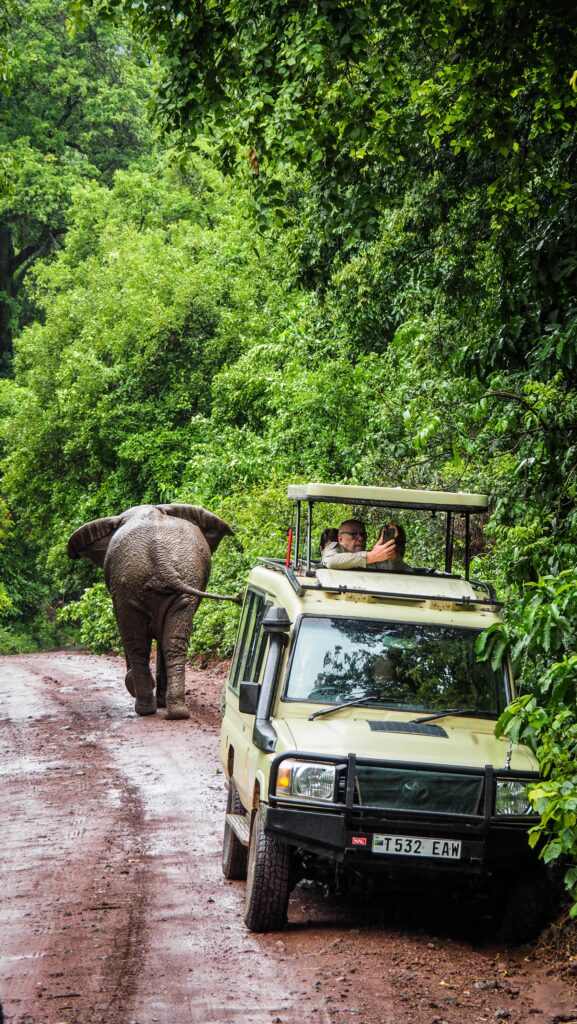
[
  {"xmin": 262, "ymin": 606, "xmax": 291, "ymax": 634},
  {"xmin": 239, "ymin": 681, "xmax": 260, "ymax": 715}
]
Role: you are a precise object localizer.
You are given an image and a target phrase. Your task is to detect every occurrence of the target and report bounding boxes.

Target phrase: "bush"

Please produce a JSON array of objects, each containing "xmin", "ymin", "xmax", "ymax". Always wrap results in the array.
[{"xmin": 59, "ymin": 582, "xmax": 122, "ymax": 654}]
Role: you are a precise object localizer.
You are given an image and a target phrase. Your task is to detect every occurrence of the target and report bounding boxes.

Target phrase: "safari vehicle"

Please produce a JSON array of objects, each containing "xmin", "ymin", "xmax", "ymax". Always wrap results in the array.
[{"xmin": 220, "ymin": 483, "xmax": 547, "ymax": 938}]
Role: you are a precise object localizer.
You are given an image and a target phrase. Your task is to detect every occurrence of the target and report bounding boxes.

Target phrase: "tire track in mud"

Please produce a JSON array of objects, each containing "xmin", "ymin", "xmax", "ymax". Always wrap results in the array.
[
  {"xmin": 43, "ymin": 670, "xmax": 151, "ymax": 1024},
  {"xmin": 0, "ymin": 653, "xmax": 331, "ymax": 1024},
  {"xmin": 0, "ymin": 655, "xmax": 150, "ymax": 1024}
]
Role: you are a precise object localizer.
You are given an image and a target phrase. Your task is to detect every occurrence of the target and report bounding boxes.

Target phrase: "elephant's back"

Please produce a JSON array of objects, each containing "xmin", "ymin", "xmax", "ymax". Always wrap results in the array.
[{"xmin": 104, "ymin": 514, "xmax": 212, "ymax": 594}]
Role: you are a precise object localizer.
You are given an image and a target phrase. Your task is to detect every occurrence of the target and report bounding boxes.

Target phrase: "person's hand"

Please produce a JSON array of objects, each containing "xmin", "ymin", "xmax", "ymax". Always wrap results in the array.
[{"xmin": 366, "ymin": 528, "xmax": 398, "ymax": 564}]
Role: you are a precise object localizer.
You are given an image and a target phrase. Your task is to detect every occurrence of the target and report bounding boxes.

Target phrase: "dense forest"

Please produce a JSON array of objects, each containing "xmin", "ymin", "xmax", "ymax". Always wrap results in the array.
[{"xmin": 1, "ymin": 0, "xmax": 577, "ymax": 902}]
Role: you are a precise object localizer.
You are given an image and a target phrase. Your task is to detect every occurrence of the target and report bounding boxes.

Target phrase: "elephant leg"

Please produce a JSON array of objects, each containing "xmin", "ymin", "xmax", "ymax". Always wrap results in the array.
[
  {"xmin": 116, "ymin": 612, "xmax": 157, "ymax": 716},
  {"xmin": 126, "ymin": 648, "xmax": 157, "ymax": 716},
  {"xmin": 155, "ymin": 644, "xmax": 167, "ymax": 709},
  {"xmin": 124, "ymin": 654, "xmax": 135, "ymax": 697},
  {"xmin": 161, "ymin": 600, "xmax": 196, "ymax": 720}
]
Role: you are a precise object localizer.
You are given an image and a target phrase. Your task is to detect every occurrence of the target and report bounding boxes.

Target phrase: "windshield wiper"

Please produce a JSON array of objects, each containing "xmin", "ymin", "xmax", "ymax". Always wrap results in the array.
[
  {"xmin": 308, "ymin": 695, "xmax": 383, "ymax": 721},
  {"xmin": 410, "ymin": 708, "xmax": 477, "ymax": 725}
]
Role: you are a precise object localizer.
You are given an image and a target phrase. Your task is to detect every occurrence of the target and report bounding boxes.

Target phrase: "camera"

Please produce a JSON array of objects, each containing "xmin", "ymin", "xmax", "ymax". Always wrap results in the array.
[{"xmin": 382, "ymin": 527, "xmax": 396, "ymax": 541}]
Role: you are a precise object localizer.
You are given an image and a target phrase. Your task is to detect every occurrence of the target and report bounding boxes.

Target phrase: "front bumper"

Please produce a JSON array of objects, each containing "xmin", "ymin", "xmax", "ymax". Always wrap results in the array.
[{"xmin": 263, "ymin": 751, "xmax": 540, "ymax": 880}]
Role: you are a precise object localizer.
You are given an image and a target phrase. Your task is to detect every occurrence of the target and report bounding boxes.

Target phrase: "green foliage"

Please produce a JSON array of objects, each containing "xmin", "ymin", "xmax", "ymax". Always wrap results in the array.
[
  {"xmin": 69, "ymin": 3, "xmax": 577, "ymax": 300},
  {"xmin": 0, "ymin": 496, "xmax": 13, "ymax": 618},
  {"xmin": 509, "ymin": 574, "xmax": 577, "ymax": 686},
  {"xmin": 0, "ymin": 153, "xmax": 303, "ymax": 657},
  {"xmin": 0, "ymin": 465, "xmax": 74, "ymax": 653},
  {"xmin": 58, "ymin": 582, "xmax": 121, "ymax": 654},
  {"xmin": 2, "ymin": 156, "xmax": 296, "ymax": 550},
  {"xmin": 0, "ymin": 0, "xmax": 158, "ymax": 362},
  {"xmin": 0, "ymin": 613, "xmax": 73, "ymax": 654},
  {"xmin": 496, "ymin": 680, "xmax": 577, "ymax": 910},
  {"xmin": 492, "ymin": 571, "xmax": 577, "ymax": 909}
]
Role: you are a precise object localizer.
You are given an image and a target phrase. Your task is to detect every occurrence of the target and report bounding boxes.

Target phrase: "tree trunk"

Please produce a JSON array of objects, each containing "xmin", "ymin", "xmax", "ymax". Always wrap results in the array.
[{"xmin": 0, "ymin": 223, "xmax": 16, "ymax": 373}]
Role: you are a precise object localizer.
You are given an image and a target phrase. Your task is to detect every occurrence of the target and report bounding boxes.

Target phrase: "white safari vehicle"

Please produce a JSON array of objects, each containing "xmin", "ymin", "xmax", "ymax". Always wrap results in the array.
[{"xmin": 220, "ymin": 483, "xmax": 547, "ymax": 938}]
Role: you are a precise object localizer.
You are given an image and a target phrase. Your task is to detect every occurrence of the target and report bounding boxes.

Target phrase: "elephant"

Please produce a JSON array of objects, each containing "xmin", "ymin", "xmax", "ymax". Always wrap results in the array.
[{"xmin": 67, "ymin": 503, "xmax": 239, "ymax": 720}]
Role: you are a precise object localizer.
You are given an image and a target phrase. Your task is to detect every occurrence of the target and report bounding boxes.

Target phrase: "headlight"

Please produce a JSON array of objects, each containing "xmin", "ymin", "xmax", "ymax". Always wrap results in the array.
[
  {"xmin": 276, "ymin": 760, "xmax": 336, "ymax": 801},
  {"xmin": 495, "ymin": 779, "xmax": 532, "ymax": 815}
]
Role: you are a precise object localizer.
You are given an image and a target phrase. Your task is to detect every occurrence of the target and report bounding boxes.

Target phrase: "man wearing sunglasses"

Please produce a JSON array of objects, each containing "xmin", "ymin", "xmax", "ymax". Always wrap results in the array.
[{"xmin": 321, "ymin": 519, "xmax": 409, "ymax": 572}]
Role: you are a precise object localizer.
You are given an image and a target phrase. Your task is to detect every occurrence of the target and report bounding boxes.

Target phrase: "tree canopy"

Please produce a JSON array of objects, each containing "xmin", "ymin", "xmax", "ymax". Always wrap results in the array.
[
  {"xmin": 0, "ymin": 0, "xmax": 157, "ymax": 366},
  {"xmin": 68, "ymin": 2, "xmax": 577, "ymax": 227}
]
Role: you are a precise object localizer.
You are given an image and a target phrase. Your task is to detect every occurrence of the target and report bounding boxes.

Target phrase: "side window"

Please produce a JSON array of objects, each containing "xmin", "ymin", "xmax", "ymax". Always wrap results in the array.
[
  {"xmin": 229, "ymin": 590, "xmax": 271, "ymax": 692},
  {"xmin": 248, "ymin": 602, "xmax": 271, "ymax": 685}
]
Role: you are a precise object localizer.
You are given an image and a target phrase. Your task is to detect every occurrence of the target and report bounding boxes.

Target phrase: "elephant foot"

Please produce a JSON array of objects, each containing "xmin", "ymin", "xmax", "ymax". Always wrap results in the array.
[
  {"xmin": 134, "ymin": 697, "xmax": 157, "ymax": 716},
  {"xmin": 125, "ymin": 670, "xmax": 135, "ymax": 697},
  {"xmin": 165, "ymin": 703, "xmax": 191, "ymax": 721}
]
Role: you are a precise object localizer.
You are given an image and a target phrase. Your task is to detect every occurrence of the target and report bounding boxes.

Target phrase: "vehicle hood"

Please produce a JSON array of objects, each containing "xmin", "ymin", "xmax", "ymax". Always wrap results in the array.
[{"xmin": 275, "ymin": 714, "xmax": 538, "ymax": 773}]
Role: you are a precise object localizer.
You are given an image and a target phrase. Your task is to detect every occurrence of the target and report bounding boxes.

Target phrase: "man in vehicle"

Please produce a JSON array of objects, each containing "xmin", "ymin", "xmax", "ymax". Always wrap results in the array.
[{"xmin": 321, "ymin": 519, "xmax": 410, "ymax": 571}]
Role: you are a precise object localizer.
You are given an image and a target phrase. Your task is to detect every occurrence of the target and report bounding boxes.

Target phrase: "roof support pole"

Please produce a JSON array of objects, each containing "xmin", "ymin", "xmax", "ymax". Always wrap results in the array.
[
  {"xmin": 306, "ymin": 499, "xmax": 313, "ymax": 572},
  {"xmin": 294, "ymin": 501, "xmax": 301, "ymax": 570},
  {"xmin": 445, "ymin": 512, "xmax": 454, "ymax": 573}
]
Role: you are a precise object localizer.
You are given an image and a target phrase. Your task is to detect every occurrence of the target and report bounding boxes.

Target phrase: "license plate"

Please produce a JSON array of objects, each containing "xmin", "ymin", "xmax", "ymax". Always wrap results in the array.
[{"xmin": 372, "ymin": 834, "xmax": 462, "ymax": 859}]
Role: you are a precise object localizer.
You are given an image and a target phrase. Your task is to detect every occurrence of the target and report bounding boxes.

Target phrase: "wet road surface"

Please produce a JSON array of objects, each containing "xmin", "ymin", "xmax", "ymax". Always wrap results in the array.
[{"xmin": 1, "ymin": 651, "xmax": 576, "ymax": 1024}]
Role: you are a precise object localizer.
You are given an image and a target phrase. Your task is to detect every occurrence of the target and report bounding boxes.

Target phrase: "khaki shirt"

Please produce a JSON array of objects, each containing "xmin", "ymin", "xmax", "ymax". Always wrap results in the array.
[{"xmin": 321, "ymin": 541, "xmax": 410, "ymax": 573}]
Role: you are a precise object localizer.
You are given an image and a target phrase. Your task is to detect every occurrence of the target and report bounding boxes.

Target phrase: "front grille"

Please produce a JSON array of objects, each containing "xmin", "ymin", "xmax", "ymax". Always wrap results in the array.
[{"xmin": 354, "ymin": 766, "xmax": 484, "ymax": 815}]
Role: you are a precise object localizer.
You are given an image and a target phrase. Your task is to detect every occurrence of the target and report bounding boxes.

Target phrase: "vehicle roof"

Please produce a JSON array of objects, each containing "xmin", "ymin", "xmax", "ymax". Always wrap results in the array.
[
  {"xmin": 248, "ymin": 564, "xmax": 502, "ymax": 630},
  {"xmin": 287, "ymin": 482, "xmax": 488, "ymax": 513},
  {"xmin": 315, "ymin": 568, "xmax": 483, "ymax": 601}
]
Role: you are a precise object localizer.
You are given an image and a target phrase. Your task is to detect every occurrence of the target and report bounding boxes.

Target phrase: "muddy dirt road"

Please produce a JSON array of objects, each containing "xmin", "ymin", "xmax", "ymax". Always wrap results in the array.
[{"xmin": 1, "ymin": 651, "xmax": 576, "ymax": 1024}]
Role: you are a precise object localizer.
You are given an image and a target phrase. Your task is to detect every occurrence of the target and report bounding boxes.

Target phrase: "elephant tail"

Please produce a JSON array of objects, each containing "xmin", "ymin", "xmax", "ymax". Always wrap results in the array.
[{"xmin": 178, "ymin": 585, "xmax": 243, "ymax": 605}]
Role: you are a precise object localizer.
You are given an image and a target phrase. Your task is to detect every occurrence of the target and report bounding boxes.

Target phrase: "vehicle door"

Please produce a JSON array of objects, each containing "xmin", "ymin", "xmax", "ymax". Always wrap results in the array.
[{"xmin": 221, "ymin": 587, "xmax": 272, "ymax": 802}]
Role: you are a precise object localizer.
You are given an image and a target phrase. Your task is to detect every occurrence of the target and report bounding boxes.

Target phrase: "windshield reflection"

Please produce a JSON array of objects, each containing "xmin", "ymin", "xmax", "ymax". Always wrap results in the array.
[{"xmin": 284, "ymin": 617, "xmax": 507, "ymax": 715}]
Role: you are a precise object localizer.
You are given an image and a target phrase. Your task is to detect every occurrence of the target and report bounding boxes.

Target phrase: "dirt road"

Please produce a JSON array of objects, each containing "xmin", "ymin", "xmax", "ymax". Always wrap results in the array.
[{"xmin": 1, "ymin": 651, "xmax": 576, "ymax": 1024}]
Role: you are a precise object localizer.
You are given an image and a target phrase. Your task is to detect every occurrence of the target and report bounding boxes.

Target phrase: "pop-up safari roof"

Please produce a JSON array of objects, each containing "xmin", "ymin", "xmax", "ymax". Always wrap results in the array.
[
  {"xmin": 287, "ymin": 482, "xmax": 488, "ymax": 513},
  {"xmin": 286, "ymin": 482, "xmax": 489, "ymax": 579}
]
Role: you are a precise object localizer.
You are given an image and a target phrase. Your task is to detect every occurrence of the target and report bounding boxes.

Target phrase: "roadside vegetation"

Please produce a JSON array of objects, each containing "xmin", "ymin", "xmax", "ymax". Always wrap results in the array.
[{"xmin": 1, "ymin": 0, "xmax": 576, "ymax": 911}]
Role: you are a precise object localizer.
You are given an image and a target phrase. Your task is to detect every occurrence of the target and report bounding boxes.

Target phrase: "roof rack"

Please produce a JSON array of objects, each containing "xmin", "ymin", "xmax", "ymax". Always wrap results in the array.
[
  {"xmin": 286, "ymin": 482, "xmax": 490, "ymax": 581},
  {"xmin": 256, "ymin": 558, "xmax": 501, "ymax": 609}
]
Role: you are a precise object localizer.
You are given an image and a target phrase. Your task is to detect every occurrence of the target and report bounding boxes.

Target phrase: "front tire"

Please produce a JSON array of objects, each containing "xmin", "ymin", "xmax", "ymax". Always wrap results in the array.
[
  {"xmin": 244, "ymin": 811, "xmax": 292, "ymax": 932},
  {"xmin": 222, "ymin": 779, "xmax": 248, "ymax": 880}
]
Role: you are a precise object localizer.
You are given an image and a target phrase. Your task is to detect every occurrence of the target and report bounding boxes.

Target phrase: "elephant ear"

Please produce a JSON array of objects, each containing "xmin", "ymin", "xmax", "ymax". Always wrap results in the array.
[
  {"xmin": 157, "ymin": 504, "xmax": 234, "ymax": 553},
  {"xmin": 67, "ymin": 516, "xmax": 122, "ymax": 567}
]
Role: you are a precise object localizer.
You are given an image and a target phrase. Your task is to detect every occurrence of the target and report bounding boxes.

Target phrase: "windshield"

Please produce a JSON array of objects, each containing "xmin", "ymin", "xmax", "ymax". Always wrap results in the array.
[{"xmin": 284, "ymin": 617, "xmax": 508, "ymax": 716}]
